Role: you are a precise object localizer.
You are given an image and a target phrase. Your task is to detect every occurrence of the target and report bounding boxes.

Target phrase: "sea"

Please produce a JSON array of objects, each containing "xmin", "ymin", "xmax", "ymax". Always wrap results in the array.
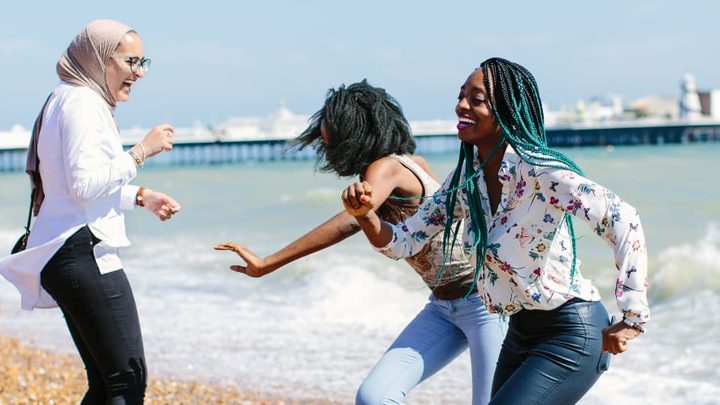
[{"xmin": 0, "ymin": 142, "xmax": 718, "ymax": 404}]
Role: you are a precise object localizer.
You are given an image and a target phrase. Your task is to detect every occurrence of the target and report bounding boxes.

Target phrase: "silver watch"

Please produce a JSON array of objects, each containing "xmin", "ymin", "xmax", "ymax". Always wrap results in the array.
[{"xmin": 622, "ymin": 317, "xmax": 645, "ymax": 333}]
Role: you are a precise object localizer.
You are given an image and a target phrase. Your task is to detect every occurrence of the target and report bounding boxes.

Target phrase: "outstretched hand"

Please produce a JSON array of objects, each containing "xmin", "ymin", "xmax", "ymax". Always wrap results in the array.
[
  {"xmin": 142, "ymin": 189, "xmax": 181, "ymax": 221},
  {"xmin": 213, "ymin": 242, "xmax": 275, "ymax": 277},
  {"xmin": 602, "ymin": 321, "xmax": 642, "ymax": 355},
  {"xmin": 341, "ymin": 181, "xmax": 375, "ymax": 218}
]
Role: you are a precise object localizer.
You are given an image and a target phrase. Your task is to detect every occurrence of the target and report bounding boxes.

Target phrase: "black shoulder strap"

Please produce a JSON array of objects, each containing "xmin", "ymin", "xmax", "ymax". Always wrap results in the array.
[{"xmin": 23, "ymin": 197, "xmax": 33, "ymax": 233}]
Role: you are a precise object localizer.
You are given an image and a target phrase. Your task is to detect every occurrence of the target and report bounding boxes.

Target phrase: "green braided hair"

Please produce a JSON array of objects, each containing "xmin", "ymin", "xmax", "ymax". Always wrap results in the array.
[
  {"xmin": 294, "ymin": 79, "xmax": 415, "ymax": 177},
  {"xmin": 442, "ymin": 57, "xmax": 585, "ymax": 295}
]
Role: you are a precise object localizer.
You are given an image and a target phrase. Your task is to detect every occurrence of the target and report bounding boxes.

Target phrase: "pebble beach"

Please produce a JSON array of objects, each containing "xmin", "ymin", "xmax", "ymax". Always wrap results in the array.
[{"xmin": 0, "ymin": 334, "xmax": 330, "ymax": 404}]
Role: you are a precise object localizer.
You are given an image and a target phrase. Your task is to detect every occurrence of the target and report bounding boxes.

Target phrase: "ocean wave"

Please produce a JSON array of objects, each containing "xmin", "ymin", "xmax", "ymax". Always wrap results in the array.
[{"xmin": 650, "ymin": 223, "xmax": 720, "ymax": 302}]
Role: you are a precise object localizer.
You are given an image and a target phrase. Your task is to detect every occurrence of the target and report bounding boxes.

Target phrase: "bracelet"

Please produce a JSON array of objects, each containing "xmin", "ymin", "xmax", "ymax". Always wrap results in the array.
[
  {"xmin": 622, "ymin": 317, "xmax": 645, "ymax": 334},
  {"xmin": 138, "ymin": 143, "xmax": 147, "ymax": 161},
  {"xmin": 135, "ymin": 187, "xmax": 146, "ymax": 207},
  {"xmin": 128, "ymin": 150, "xmax": 144, "ymax": 167}
]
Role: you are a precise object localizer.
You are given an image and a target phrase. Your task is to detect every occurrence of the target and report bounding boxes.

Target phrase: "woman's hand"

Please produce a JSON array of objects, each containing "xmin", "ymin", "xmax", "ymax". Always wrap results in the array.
[
  {"xmin": 139, "ymin": 124, "xmax": 175, "ymax": 158},
  {"xmin": 341, "ymin": 181, "xmax": 375, "ymax": 218},
  {"xmin": 213, "ymin": 242, "xmax": 276, "ymax": 277},
  {"xmin": 602, "ymin": 321, "xmax": 642, "ymax": 354},
  {"xmin": 141, "ymin": 189, "xmax": 181, "ymax": 221}
]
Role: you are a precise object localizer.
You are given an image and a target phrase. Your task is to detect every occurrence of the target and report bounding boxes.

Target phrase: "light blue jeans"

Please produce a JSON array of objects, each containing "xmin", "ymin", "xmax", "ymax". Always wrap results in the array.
[{"xmin": 356, "ymin": 293, "xmax": 507, "ymax": 405}]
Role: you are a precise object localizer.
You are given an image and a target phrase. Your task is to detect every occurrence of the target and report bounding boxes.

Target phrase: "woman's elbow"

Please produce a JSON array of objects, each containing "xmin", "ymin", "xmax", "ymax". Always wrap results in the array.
[{"xmin": 69, "ymin": 181, "xmax": 98, "ymax": 203}]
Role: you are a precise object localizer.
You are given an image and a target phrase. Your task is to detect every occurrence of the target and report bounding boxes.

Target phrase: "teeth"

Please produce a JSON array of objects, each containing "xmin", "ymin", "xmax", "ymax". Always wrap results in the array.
[{"xmin": 458, "ymin": 118, "xmax": 475, "ymax": 125}]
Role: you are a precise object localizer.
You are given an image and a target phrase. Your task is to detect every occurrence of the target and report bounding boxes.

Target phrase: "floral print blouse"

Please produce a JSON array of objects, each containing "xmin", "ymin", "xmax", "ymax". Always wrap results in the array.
[{"xmin": 376, "ymin": 147, "xmax": 649, "ymax": 324}]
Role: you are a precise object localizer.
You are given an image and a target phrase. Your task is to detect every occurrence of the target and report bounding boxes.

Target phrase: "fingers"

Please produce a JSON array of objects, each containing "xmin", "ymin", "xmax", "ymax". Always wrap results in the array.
[
  {"xmin": 144, "ymin": 124, "xmax": 175, "ymax": 156},
  {"xmin": 602, "ymin": 330, "xmax": 630, "ymax": 355},
  {"xmin": 150, "ymin": 194, "xmax": 181, "ymax": 221},
  {"xmin": 214, "ymin": 244, "xmax": 265, "ymax": 277},
  {"xmin": 213, "ymin": 242, "xmax": 241, "ymax": 253},
  {"xmin": 160, "ymin": 125, "xmax": 174, "ymax": 152},
  {"xmin": 157, "ymin": 208, "xmax": 172, "ymax": 221},
  {"xmin": 342, "ymin": 181, "xmax": 372, "ymax": 209},
  {"xmin": 158, "ymin": 124, "xmax": 175, "ymax": 133},
  {"xmin": 213, "ymin": 243, "xmax": 255, "ymax": 262},
  {"xmin": 156, "ymin": 204, "xmax": 177, "ymax": 221},
  {"xmin": 618, "ymin": 338, "xmax": 628, "ymax": 352},
  {"xmin": 229, "ymin": 265, "xmax": 247, "ymax": 273},
  {"xmin": 232, "ymin": 265, "xmax": 265, "ymax": 278},
  {"xmin": 354, "ymin": 181, "xmax": 372, "ymax": 205},
  {"xmin": 603, "ymin": 339, "xmax": 628, "ymax": 355},
  {"xmin": 163, "ymin": 197, "xmax": 182, "ymax": 213}
]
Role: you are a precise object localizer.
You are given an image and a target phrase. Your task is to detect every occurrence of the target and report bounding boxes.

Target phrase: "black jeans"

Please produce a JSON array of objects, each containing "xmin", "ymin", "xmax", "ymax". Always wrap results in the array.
[
  {"xmin": 490, "ymin": 298, "xmax": 611, "ymax": 405},
  {"xmin": 41, "ymin": 226, "xmax": 146, "ymax": 405}
]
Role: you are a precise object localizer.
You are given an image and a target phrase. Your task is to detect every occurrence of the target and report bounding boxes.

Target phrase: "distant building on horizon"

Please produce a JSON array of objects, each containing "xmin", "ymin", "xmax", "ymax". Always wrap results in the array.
[
  {"xmin": 547, "ymin": 72, "xmax": 720, "ymax": 125},
  {"xmin": 630, "ymin": 95, "xmax": 679, "ymax": 120},
  {"xmin": 680, "ymin": 72, "xmax": 703, "ymax": 120},
  {"xmin": 698, "ymin": 89, "xmax": 720, "ymax": 120}
]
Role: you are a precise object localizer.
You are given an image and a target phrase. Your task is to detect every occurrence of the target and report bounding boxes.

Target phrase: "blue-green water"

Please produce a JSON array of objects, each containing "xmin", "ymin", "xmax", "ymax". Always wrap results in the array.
[{"xmin": 1, "ymin": 143, "xmax": 719, "ymax": 403}]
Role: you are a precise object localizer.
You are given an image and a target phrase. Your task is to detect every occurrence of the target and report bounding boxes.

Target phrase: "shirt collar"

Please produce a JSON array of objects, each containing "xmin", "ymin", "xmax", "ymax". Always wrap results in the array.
[{"xmin": 471, "ymin": 144, "xmax": 522, "ymax": 184}]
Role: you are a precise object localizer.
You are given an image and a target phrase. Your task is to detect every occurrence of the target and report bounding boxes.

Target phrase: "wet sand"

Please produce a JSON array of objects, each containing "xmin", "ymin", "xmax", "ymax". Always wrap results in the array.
[{"xmin": 0, "ymin": 334, "xmax": 331, "ymax": 404}]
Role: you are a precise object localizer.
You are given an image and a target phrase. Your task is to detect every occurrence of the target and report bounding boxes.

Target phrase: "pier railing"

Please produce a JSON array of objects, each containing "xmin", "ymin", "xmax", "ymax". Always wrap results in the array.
[{"xmin": 1, "ymin": 124, "xmax": 719, "ymax": 172}]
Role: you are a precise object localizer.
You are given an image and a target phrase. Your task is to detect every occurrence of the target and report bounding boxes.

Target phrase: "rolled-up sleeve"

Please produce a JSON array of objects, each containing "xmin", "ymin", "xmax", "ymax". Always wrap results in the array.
[{"xmin": 120, "ymin": 184, "xmax": 140, "ymax": 211}]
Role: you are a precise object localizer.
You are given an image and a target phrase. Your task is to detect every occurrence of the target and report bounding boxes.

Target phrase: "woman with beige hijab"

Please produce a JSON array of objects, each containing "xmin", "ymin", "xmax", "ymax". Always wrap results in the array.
[{"xmin": 0, "ymin": 19, "xmax": 180, "ymax": 403}]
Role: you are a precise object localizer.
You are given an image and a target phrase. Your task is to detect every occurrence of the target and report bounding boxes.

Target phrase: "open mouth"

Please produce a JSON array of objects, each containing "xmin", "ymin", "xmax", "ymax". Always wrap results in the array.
[{"xmin": 456, "ymin": 117, "xmax": 476, "ymax": 130}]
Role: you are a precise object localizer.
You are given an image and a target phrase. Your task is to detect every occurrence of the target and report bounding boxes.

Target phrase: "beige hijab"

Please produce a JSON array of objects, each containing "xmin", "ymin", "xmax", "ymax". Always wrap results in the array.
[{"xmin": 26, "ymin": 19, "xmax": 133, "ymax": 215}]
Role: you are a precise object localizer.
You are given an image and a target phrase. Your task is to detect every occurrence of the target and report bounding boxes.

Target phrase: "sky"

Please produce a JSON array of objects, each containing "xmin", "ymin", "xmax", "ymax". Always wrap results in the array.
[{"xmin": 1, "ymin": 0, "xmax": 718, "ymax": 130}]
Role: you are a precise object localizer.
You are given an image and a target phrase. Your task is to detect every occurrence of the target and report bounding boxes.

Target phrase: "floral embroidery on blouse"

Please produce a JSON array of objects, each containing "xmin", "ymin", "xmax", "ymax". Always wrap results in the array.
[{"xmin": 376, "ymin": 147, "xmax": 650, "ymax": 324}]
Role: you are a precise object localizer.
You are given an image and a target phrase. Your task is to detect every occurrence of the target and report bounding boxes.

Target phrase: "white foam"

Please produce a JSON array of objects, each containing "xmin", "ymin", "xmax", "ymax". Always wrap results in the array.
[
  {"xmin": 651, "ymin": 223, "xmax": 720, "ymax": 301},
  {"xmin": 2, "ymin": 225, "xmax": 719, "ymax": 402}
]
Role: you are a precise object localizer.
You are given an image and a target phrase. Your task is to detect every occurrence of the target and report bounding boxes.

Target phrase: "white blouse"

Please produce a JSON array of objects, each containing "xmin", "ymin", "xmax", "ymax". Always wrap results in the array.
[
  {"xmin": 0, "ymin": 82, "xmax": 139, "ymax": 310},
  {"xmin": 376, "ymin": 147, "xmax": 650, "ymax": 325}
]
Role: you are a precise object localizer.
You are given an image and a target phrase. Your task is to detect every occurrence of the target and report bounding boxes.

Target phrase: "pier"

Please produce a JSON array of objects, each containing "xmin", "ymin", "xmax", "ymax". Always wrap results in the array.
[
  {"xmin": 1, "ymin": 122, "xmax": 719, "ymax": 172},
  {"xmin": 545, "ymin": 122, "xmax": 720, "ymax": 147}
]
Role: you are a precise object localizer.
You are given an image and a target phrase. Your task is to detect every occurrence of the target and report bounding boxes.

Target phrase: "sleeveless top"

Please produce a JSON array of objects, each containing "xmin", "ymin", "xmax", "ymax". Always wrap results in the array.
[{"xmin": 375, "ymin": 155, "xmax": 476, "ymax": 300}]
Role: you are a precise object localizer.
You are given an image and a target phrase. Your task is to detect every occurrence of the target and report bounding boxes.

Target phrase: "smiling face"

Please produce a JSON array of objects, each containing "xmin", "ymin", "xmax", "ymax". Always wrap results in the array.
[
  {"xmin": 455, "ymin": 68, "xmax": 502, "ymax": 148},
  {"xmin": 105, "ymin": 32, "xmax": 145, "ymax": 103}
]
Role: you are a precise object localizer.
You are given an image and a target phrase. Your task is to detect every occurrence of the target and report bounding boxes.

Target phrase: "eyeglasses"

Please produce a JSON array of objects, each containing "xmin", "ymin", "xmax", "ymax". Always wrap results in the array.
[{"xmin": 113, "ymin": 56, "xmax": 151, "ymax": 73}]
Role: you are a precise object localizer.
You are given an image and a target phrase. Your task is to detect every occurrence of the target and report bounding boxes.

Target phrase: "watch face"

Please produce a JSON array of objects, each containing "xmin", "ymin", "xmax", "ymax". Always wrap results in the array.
[{"xmin": 135, "ymin": 189, "xmax": 145, "ymax": 207}]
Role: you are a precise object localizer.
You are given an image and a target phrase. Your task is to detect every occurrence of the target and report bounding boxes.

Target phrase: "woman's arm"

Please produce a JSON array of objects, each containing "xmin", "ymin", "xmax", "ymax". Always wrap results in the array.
[
  {"xmin": 343, "ymin": 166, "xmax": 466, "ymax": 259},
  {"xmin": 214, "ymin": 211, "xmax": 360, "ymax": 277},
  {"xmin": 538, "ymin": 167, "xmax": 649, "ymax": 323},
  {"xmin": 60, "ymin": 93, "xmax": 138, "ymax": 204},
  {"xmin": 537, "ymin": 167, "xmax": 649, "ymax": 353},
  {"xmin": 60, "ymin": 91, "xmax": 174, "ymax": 206},
  {"xmin": 215, "ymin": 157, "xmax": 418, "ymax": 276}
]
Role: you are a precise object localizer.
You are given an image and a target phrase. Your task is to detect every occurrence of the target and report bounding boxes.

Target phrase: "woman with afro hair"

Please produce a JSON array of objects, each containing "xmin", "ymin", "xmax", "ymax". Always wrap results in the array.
[{"xmin": 216, "ymin": 80, "xmax": 506, "ymax": 405}]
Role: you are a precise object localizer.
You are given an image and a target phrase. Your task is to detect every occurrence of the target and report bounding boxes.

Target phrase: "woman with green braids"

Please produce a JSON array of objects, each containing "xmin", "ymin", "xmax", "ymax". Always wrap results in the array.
[{"xmin": 342, "ymin": 57, "xmax": 650, "ymax": 404}]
